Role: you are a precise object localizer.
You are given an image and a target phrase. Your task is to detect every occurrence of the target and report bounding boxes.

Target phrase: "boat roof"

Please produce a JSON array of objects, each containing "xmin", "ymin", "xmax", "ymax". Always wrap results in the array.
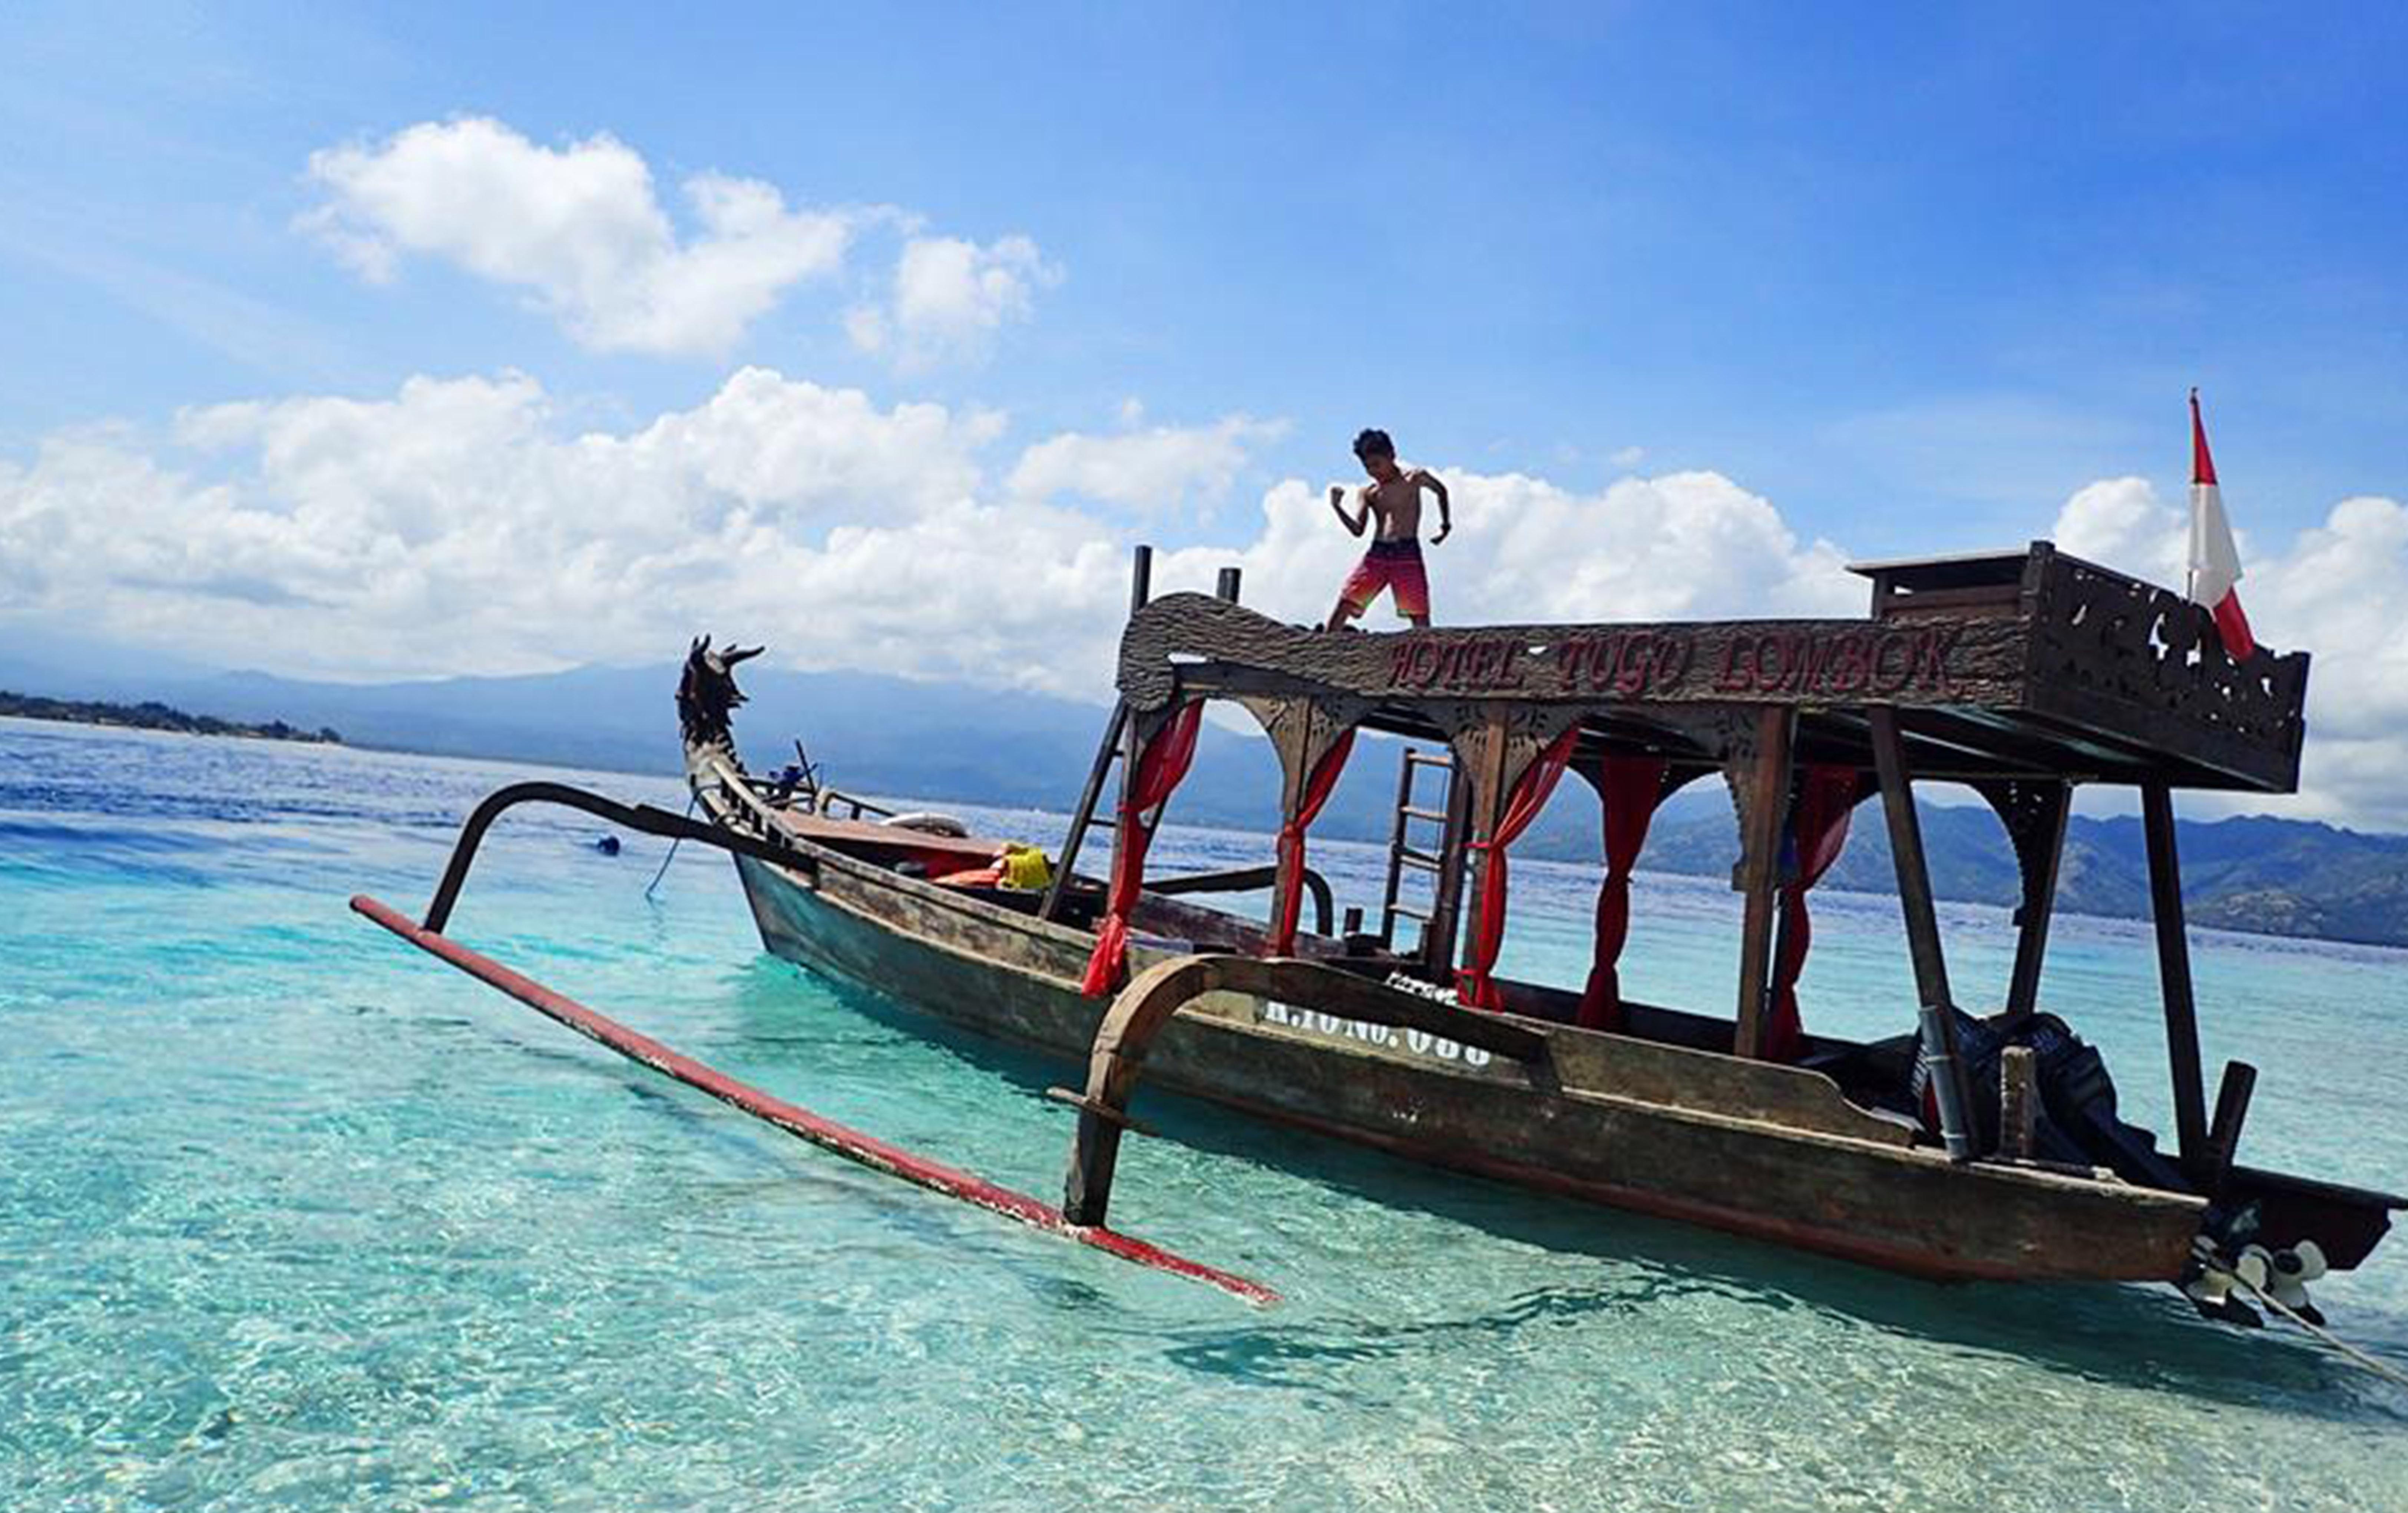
[{"xmin": 1117, "ymin": 540, "xmax": 2309, "ymax": 793}]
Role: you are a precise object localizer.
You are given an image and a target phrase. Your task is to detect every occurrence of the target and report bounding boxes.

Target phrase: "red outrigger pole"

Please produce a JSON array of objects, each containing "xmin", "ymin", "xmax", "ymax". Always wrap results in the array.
[{"xmin": 349, "ymin": 782, "xmax": 1275, "ymax": 1307}]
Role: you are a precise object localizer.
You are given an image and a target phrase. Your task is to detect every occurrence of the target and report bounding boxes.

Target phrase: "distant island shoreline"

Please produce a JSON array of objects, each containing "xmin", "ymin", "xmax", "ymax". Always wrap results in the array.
[
  {"xmin": 0, "ymin": 691, "xmax": 342, "ymax": 746},
  {"xmin": 8, "ymin": 656, "xmax": 2405, "ymax": 952}
]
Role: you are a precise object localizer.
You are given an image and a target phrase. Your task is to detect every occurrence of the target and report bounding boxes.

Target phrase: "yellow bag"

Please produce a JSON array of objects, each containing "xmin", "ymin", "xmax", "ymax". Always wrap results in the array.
[{"xmin": 999, "ymin": 844, "xmax": 1053, "ymax": 891}]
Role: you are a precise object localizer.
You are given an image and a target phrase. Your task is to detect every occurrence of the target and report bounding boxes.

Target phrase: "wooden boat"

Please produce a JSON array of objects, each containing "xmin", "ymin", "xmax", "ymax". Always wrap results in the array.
[{"xmin": 677, "ymin": 543, "xmax": 2399, "ymax": 1307}]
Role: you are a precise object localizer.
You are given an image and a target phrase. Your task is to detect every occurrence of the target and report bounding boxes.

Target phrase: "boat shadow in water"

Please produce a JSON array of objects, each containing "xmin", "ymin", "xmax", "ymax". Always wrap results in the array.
[{"xmin": 729, "ymin": 958, "xmax": 2401, "ymax": 1420}]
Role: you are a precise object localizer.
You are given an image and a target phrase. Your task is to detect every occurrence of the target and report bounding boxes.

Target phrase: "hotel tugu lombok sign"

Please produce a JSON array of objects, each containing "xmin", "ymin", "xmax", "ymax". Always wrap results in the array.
[{"xmin": 1116, "ymin": 594, "xmax": 2033, "ymax": 712}]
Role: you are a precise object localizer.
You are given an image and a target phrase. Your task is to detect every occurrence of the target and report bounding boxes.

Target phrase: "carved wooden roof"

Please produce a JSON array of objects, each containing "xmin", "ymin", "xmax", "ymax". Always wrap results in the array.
[{"xmin": 1117, "ymin": 542, "xmax": 2309, "ymax": 793}]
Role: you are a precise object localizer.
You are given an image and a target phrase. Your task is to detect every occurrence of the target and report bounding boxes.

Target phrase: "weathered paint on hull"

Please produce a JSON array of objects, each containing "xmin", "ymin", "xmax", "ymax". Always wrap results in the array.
[{"xmin": 729, "ymin": 847, "xmax": 2205, "ymax": 1285}]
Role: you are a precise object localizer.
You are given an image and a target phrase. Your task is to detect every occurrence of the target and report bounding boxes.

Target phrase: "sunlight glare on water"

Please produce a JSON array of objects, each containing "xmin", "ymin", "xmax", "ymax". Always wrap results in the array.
[{"xmin": 2, "ymin": 718, "xmax": 2404, "ymax": 1510}]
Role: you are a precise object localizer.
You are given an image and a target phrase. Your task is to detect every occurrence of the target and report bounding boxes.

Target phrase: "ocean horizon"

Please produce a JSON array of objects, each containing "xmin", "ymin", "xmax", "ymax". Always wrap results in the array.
[{"xmin": 5, "ymin": 715, "xmax": 2405, "ymax": 1510}]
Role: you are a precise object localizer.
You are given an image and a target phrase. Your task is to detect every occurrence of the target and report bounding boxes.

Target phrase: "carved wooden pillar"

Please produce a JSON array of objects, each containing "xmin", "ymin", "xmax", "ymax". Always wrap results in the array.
[
  {"xmin": 1726, "ymin": 706, "xmax": 1795, "ymax": 1059},
  {"xmin": 1443, "ymin": 702, "xmax": 1582, "ymax": 993},
  {"xmin": 1240, "ymin": 693, "xmax": 1369, "ymax": 949}
]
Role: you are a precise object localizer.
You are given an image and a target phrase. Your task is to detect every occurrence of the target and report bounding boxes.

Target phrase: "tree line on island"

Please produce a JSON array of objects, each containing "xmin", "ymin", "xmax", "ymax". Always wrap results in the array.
[{"xmin": 0, "ymin": 690, "xmax": 341, "ymax": 745}]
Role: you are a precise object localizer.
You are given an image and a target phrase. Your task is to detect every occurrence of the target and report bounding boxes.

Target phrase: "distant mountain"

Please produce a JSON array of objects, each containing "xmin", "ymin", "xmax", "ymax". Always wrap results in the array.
[
  {"xmin": 6, "ymin": 631, "xmax": 2407, "ymax": 948},
  {"xmin": 1531, "ymin": 798, "xmax": 2408, "ymax": 950}
]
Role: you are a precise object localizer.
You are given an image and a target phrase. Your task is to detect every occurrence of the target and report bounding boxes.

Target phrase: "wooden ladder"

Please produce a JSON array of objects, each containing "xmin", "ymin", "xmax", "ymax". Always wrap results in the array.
[{"xmin": 1379, "ymin": 746, "xmax": 1469, "ymax": 970}]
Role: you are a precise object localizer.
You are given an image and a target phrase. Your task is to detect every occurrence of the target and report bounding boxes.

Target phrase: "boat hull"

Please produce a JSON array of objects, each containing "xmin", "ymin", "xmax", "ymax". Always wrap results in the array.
[{"xmin": 726, "ymin": 838, "xmax": 2206, "ymax": 1286}]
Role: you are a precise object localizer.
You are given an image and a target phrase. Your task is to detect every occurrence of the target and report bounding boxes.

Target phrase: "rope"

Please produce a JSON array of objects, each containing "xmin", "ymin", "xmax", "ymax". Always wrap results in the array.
[
  {"xmin": 642, "ymin": 792, "xmax": 700, "ymax": 900},
  {"xmin": 2194, "ymin": 1241, "xmax": 2408, "ymax": 1390}
]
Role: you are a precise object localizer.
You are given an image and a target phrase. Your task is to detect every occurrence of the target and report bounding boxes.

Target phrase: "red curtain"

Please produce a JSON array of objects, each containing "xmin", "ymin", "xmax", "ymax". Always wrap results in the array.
[
  {"xmin": 1268, "ymin": 728, "xmax": 1357, "ymax": 955},
  {"xmin": 1761, "ymin": 765, "xmax": 1863, "ymax": 1063},
  {"xmin": 1457, "ymin": 728, "xmax": 1579, "ymax": 1011},
  {"xmin": 1080, "ymin": 701, "xmax": 1206, "ymax": 997},
  {"xmin": 1576, "ymin": 756, "xmax": 1669, "ymax": 1031}
]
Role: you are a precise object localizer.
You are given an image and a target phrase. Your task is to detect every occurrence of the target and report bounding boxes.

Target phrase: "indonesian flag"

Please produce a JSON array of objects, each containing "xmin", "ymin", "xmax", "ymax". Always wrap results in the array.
[{"xmin": 2188, "ymin": 389, "xmax": 2256, "ymax": 662}]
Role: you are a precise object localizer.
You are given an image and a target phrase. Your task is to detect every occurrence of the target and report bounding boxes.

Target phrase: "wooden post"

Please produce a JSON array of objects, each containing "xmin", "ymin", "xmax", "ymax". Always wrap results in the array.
[
  {"xmin": 2200, "ymin": 1060, "xmax": 2256, "ymax": 1198},
  {"xmin": 1128, "ymin": 544, "xmax": 1153, "ymax": 615},
  {"xmin": 2005, "ymin": 782, "xmax": 2071, "ymax": 1019},
  {"xmin": 1214, "ymin": 566, "xmax": 1242, "ymax": 602},
  {"xmin": 2142, "ymin": 779, "xmax": 2209, "ymax": 1166},
  {"xmin": 1731, "ymin": 706, "xmax": 1793, "ymax": 1059},
  {"xmin": 1998, "ymin": 1044, "xmax": 2038, "ymax": 1161},
  {"xmin": 1868, "ymin": 707, "xmax": 1977, "ymax": 1159}
]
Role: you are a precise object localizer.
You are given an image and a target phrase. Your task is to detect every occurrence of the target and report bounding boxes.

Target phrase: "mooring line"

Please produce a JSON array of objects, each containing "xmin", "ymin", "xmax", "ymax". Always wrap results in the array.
[
  {"xmin": 641, "ymin": 792, "xmax": 701, "ymax": 900},
  {"xmin": 351, "ymin": 893, "xmax": 1277, "ymax": 1305}
]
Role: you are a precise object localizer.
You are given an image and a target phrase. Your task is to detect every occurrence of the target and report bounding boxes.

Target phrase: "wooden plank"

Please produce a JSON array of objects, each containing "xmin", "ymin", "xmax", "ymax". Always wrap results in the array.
[
  {"xmin": 1730, "ymin": 705, "xmax": 1793, "ymax": 1060},
  {"xmin": 2142, "ymin": 779, "xmax": 2209, "ymax": 1165}
]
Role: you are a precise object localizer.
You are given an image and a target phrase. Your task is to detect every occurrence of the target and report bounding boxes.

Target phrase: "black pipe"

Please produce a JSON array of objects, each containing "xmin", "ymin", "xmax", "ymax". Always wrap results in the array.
[{"xmin": 1148, "ymin": 863, "xmax": 1334, "ymax": 939}]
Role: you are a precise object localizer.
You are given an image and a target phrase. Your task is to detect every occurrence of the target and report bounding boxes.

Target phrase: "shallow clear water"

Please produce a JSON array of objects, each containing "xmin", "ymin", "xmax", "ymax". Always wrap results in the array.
[{"xmin": 3, "ymin": 716, "xmax": 2405, "ymax": 1511}]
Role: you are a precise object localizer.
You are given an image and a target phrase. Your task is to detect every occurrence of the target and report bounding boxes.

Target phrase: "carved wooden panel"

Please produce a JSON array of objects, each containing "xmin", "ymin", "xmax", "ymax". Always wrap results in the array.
[
  {"xmin": 2023, "ymin": 548, "xmax": 2308, "ymax": 789},
  {"xmin": 1119, "ymin": 595, "xmax": 2031, "ymax": 714}
]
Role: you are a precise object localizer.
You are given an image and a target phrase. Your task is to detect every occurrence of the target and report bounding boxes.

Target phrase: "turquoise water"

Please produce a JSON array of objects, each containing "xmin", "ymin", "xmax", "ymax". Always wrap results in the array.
[{"xmin": 4, "ymin": 716, "xmax": 2405, "ymax": 1511}]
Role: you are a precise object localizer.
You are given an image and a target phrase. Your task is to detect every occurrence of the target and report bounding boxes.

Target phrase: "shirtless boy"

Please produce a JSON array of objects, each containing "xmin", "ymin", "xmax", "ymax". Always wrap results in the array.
[{"xmin": 1326, "ymin": 428, "xmax": 1450, "ymax": 630}]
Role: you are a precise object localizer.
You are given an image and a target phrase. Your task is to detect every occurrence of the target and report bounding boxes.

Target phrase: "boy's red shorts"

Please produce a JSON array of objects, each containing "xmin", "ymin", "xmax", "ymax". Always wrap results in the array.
[{"xmin": 1339, "ymin": 538, "xmax": 1430, "ymax": 619}]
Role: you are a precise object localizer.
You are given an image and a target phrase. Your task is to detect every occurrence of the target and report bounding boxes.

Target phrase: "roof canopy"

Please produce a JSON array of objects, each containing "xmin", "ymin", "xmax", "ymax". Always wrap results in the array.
[{"xmin": 1118, "ymin": 542, "xmax": 2309, "ymax": 793}]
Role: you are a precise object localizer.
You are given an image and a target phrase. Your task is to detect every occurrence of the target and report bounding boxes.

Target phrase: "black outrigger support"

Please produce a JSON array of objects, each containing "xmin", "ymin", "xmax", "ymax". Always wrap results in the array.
[{"xmin": 419, "ymin": 779, "xmax": 817, "ymax": 932}]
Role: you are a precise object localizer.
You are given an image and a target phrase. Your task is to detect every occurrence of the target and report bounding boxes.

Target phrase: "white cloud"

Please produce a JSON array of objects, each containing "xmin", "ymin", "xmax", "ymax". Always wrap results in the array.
[
  {"xmin": 1155, "ymin": 468, "xmax": 1860, "ymax": 632},
  {"xmin": 19, "ymin": 372, "xmax": 2408, "ymax": 830},
  {"xmin": 849, "ymin": 234, "xmax": 1061, "ymax": 369},
  {"xmin": 0, "ymin": 370, "xmax": 1056, "ymax": 683},
  {"xmin": 303, "ymin": 117, "xmax": 860, "ymax": 355},
  {"xmin": 2050, "ymin": 480, "xmax": 2408, "ymax": 825},
  {"xmin": 0, "ymin": 381, "xmax": 1866, "ymax": 705},
  {"xmin": 1008, "ymin": 414, "xmax": 1287, "ymax": 513}
]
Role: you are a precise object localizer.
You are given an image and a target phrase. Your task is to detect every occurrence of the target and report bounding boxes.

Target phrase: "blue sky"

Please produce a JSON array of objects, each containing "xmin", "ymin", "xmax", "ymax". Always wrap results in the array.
[
  {"xmin": 6, "ymin": 4, "xmax": 2408, "ymax": 818},
  {"xmin": 8, "ymin": 4, "xmax": 2404, "ymax": 544}
]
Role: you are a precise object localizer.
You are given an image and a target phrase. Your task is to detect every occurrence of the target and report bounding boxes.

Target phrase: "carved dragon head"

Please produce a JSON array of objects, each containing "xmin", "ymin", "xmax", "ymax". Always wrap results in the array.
[{"xmin": 677, "ymin": 635, "xmax": 764, "ymax": 758}]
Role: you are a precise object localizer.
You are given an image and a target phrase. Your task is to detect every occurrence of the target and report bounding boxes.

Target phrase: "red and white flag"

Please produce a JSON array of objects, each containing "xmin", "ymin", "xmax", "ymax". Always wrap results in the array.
[{"xmin": 2188, "ymin": 389, "xmax": 2256, "ymax": 662}]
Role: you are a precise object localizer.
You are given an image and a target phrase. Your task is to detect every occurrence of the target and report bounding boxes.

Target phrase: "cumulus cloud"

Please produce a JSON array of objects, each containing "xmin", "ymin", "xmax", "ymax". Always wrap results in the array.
[
  {"xmin": 2050, "ymin": 480, "xmax": 2408, "ymax": 825},
  {"xmin": 300, "ymin": 119, "xmax": 1059, "ymax": 365},
  {"xmin": 304, "ymin": 117, "xmax": 857, "ymax": 355},
  {"xmin": 23, "ymin": 368, "xmax": 2408, "ymax": 828},
  {"xmin": 847, "ymin": 234, "xmax": 1061, "ymax": 368},
  {"xmin": 0, "ymin": 375, "xmax": 1860, "ymax": 704},
  {"xmin": 1008, "ymin": 414, "xmax": 1287, "ymax": 513},
  {"xmin": 0, "ymin": 370, "xmax": 1069, "ymax": 683},
  {"xmin": 1156, "ymin": 469, "xmax": 1860, "ymax": 630}
]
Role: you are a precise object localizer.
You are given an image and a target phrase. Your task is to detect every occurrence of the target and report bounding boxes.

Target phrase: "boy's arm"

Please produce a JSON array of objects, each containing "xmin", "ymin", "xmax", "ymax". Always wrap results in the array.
[
  {"xmin": 1414, "ymin": 469, "xmax": 1452, "ymax": 543},
  {"xmin": 1327, "ymin": 484, "xmax": 1370, "ymax": 537}
]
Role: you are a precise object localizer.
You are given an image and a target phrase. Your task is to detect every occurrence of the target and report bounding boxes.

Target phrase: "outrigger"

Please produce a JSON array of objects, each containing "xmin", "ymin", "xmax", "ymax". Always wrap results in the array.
[{"xmin": 363, "ymin": 540, "xmax": 2398, "ymax": 1319}]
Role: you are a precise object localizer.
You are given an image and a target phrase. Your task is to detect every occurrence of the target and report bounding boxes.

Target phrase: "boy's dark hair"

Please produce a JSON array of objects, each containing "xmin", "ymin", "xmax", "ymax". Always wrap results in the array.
[{"xmin": 1352, "ymin": 428, "xmax": 1395, "ymax": 460}]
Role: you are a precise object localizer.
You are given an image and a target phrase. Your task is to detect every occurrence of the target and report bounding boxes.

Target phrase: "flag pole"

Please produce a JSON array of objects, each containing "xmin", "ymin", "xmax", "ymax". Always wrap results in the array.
[{"xmin": 2184, "ymin": 387, "xmax": 2199, "ymax": 602}]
